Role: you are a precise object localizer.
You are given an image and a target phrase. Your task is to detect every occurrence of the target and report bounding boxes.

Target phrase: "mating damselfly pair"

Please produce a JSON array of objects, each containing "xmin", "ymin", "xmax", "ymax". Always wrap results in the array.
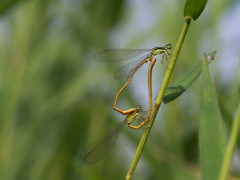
[{"xmin": 80, "ymin": 44, "xmax": 172, "ymax": 165}]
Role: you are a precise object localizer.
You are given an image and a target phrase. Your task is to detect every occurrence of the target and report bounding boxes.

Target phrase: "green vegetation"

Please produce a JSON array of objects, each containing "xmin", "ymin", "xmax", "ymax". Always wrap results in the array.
[{"xmin": 0, "ymin": 0, "xmax": 239, "ymax": 180}]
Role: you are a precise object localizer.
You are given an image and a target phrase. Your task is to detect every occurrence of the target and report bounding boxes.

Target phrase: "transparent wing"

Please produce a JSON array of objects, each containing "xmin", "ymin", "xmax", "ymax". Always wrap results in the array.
[
  {"xmin": 114, "ymin": 53, "xmax": 151, "ymax": 79},
  {"xmin": 80, "ymin": 120, "xmax": 127, "ymax": 165},
  {"xmin": 94, "ymin": 49, "xmax": 152, "ymax": 62}
]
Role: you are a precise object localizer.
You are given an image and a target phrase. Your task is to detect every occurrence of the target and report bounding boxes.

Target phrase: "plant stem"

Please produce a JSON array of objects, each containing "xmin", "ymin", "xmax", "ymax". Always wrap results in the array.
[
  {"xmin": 218, "ymin": 96, "xmax": 240, "ymax": 179},
  {"xmin": 125, "ymin": 17, "xmax": 192, "ymax": 180}
]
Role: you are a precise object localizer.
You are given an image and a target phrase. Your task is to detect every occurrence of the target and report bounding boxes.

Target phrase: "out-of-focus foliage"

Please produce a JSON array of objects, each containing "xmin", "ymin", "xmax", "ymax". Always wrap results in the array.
[{"xmin": 0, "ymin": 0, "xmax": 239, "ymax": 180}]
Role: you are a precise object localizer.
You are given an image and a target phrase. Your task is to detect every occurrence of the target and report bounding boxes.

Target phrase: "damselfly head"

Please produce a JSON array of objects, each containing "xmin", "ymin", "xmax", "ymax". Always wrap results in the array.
[
  {"xmin": 135, "ymin": 105, "xmax": 142, "ymax": 111},
  {"xmin": 164, "ymin": 44, "xmax": 172, "ymax": 50}
]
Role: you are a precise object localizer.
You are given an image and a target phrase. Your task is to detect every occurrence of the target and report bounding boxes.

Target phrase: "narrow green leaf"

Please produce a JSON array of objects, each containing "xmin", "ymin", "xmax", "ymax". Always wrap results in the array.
[
  {"xmin": 200, "ymin": 53, "xmax": 226, "ymax": 180},
  {"xmin": 163, "ymin": 51, "xmax": 216, "ymax": 104},
  {"xmin": 163, "ymin": 61, "xmax": 202, "ymax": 104},
  {"xmin": 184, "ymin": 0, "xmax": 208, "ymax": 20}
]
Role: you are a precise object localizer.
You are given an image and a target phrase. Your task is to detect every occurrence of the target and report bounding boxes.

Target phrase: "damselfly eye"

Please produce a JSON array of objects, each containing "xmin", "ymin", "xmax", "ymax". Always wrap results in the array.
[{"xmin": 165, "ymin": 44, "xmax": 172, "ymax": 49}]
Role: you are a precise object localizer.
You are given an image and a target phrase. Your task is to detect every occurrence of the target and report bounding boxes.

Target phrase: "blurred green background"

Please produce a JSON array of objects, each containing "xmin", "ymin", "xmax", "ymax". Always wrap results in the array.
[{"xmin": 0, "ymin": 0, "xmax": 239, "ymax": 180}]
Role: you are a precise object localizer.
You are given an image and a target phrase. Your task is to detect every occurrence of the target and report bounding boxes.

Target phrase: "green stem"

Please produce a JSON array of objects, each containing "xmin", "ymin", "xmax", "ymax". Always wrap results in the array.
[
  {"xmin": 125, "ymin": 17, "xmax": 192, "ymax": 180},
  {"xmin": 218, "ymin": 98, "xmax": 240, "ymax": 179}
]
